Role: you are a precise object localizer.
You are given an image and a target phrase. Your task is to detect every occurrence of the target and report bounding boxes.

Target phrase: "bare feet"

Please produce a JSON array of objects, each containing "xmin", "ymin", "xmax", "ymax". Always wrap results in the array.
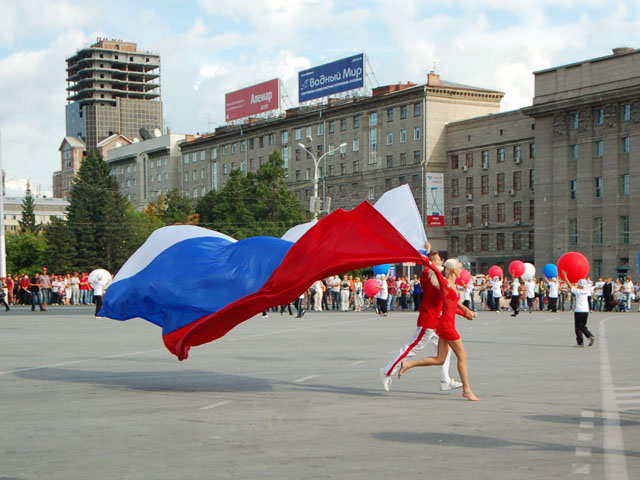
[
  {"xmin": 398, "ymin": 361, "xmax": 409, "ymax": 379},
  {"xmin": 463, "ymin": 390, "xmax": 480, "ymax": 401}
]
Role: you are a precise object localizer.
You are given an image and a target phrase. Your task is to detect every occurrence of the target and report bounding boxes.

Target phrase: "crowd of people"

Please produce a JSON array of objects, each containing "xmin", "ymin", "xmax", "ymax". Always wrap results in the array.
[{"xmin": 0, "ymin": 269, "xmax": 104, "ymax": 312}]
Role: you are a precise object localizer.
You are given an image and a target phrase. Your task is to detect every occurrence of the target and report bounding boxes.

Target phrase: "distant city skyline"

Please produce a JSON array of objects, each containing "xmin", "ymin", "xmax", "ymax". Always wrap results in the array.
[{"xmin": 0, "ymin": 0, "xmax": 638, "ymax": 196}]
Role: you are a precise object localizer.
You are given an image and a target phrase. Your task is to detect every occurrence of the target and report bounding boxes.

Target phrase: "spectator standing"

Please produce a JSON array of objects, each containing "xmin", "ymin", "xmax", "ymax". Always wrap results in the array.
[
  {"xmin": 70, "ymin": 272, "xmax": 80, "ymax": 305},
  {"xmin": 39, "ymin": 268, "xmax": 51, "ymax": 310},
  {"xmin": 29, "ymin": 272, "xmax": 45, "ymax": 312}
]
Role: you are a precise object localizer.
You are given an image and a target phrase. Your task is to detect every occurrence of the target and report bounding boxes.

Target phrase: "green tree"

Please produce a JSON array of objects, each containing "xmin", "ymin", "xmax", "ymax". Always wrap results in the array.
[
  {"xmin": 42, "ymin": 217, "xmax": 75, "ymax": 274},
  {"xmin": 6, "ymin": 231, "xmax": 46, "ymax": 274},
  {"xmin": 66, "ymin": 149, "xmax": 134, "ymax": 273},
  {"xmin": 196, "ymin": 151, "xmax": 305, "ymax": 238},
  {"xmin": 162, "ymin": 188, "xmax": 193, "ymax": 225},
  {"xmin": 18, "ymin": 182, "xmax": 37, "ymax": 233}
]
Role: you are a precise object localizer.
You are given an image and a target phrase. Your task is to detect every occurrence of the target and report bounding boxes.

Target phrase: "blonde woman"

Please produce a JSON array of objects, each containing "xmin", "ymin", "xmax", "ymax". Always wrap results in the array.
[
  {"xmin": 398, "ymin": 258, "xmax": 479, "ymax": 401},
  {"xmin": 353, "ymin": 277, "xmax": 364, "ymax": 312}
]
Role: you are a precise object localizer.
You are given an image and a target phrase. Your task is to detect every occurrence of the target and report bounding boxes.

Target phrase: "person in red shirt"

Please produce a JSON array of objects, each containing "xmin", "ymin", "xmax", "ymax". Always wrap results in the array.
[
  {"xmin": 379, "ymin": 244, "xmax": 474, "ymax": 392},
  {"xmin": 79, "ymin": 273, "xmax": 90, "ymax": 305},
  {"xmin": 5, "ymin": 274, "xmax": 14, "ymax": 306},
  {"xmin": 397, "ymin": 257, "xmax": 480, "ymax": 401}
]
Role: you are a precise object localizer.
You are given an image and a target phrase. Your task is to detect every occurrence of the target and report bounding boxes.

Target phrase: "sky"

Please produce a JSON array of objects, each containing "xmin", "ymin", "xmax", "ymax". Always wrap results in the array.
[{"xmin": 0, "ymin": 0, "xmax": 639, "ymax": 197}]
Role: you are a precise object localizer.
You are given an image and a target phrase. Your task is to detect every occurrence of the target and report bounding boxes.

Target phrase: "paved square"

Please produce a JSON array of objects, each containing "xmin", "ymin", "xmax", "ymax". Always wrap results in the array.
[{"xmin": 1, "ymin": 306, "xmax": 639, "ymax": 479}]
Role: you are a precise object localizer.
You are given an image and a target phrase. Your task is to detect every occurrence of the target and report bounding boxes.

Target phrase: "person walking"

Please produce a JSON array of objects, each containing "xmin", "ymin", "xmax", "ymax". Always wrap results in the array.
[
  {"xmin": 545, "ymin": 275, "xmax": 559, "ymax": 312},
  {"xmin": 397, "ymin": 257, "xmax": 480, "ymax": 402},
  {"xmin": 29, "ymin": 272, "xmax": 45, "ymax": 312},
  {"xmin": 490, "ymin": 275, "xmax": 503, "ymax": 312},
  {"xmin": 563, "ymin": 273, "xmax": 595, "ymax": 347},
  {"xmin": 510, "ymin": 277, "xmax": 521, "ymax": 317}
]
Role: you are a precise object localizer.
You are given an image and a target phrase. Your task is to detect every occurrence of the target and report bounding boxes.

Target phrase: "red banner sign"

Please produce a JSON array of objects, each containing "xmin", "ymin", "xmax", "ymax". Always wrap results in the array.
[
  {"xmin": 225, "ymin": 78, "xmax": 280, "ymax": 122},
  {"xmin": 427, "ymin": 215, "xmax": 445, "ymax": 227}
]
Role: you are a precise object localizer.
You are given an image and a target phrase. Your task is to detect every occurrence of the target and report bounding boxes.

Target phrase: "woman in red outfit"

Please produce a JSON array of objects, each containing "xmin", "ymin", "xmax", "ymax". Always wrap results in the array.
[{"xmin": 398, "ymin": 257, "xmax": 479, "ymax": 401}]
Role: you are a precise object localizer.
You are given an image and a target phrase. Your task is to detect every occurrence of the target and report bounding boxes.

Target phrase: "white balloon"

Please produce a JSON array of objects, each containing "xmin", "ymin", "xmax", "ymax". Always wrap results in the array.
[
  {"xmin": 89, "ymin": 268, "xmax": 112, "ymax": 287},
  {"xmin": 522, "ymin": 263, "xmax": 536, "ymax": 281}
]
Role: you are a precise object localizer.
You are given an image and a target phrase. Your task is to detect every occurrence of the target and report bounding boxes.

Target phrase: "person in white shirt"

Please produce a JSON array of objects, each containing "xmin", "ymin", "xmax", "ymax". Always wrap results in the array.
[
  {"xmin": 525, "ymin": 278, "xmax": 536, "ymax": 313},
  {"xmin": 594, "ymin": 277, "xmax": 605, "ymax": 311},
  {"xmin": 545, "ymin": 275, "xmax": 559, "ymax": 312},
  {"xmin": 490, "ymin": 276, "xmax": 502, "ymax": 312},
  {"xmin": 510, "ymin": 278, "xmax": 521, "ymax": 317},
  {"xmin": 563, "ymin": 274, "xmax": 595, "ymax": 347},
  {"xmin": 376, "ymin": 274, "xmax": 389, "ymax": 316}
]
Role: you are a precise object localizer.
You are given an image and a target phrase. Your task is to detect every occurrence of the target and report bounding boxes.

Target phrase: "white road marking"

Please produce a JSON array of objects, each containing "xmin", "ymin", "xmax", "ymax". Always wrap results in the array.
[
  {"xmin": 579, "ymin": 421, "xmax": 593, "ymax": 429},
  {"xmin": 571, "ymin": 463, "xmax": 590, "ymax": 474},
  {"xmin": 349, "ymin": 360, "xmax": 366, "ymax": 366},
  {"xmin": 614, "ymin": 386, "xmax": 640, "ymax": 391},
  {"xmin": 294, "ymin": 375, "xmax": 318, "ymax": 383},
  {"xmin": 600, "ymin": 316, "xmax": 629, "ymax": 480},
  {"xmin": 199, "ymin": 401, "xmax": 231, "ymax": 410},
  {"xmin": 577, "ymin": 433, "xmax": 593, "ymax": 442}
]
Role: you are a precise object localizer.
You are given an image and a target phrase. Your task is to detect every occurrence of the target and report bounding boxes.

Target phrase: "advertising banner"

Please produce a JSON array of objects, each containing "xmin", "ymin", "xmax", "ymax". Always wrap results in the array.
[
  {"xmin": 298, "ymin": 54, "xmax": 364, "ymax": 103},
  {"xmin": 425, "ymin": 172, "xmax": 445, "ymax": 227},
  {"xmin": 225, "ymin": 78, "xmax": 280, "ymax": 122}
]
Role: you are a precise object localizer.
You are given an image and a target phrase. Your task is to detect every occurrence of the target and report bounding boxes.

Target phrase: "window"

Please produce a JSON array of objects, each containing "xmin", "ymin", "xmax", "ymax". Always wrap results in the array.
[
  {"xmin": 497, "ymin": 173, "xmax": 505, "ymax": 192},
  {"xmin": 386, "ymin": 155, "xmax": 393, "ymax": 168},
  {"xmin": 414, "ymin": 127, "xmax": 421, "ymax": 140},
  {"xmin": 481, "ymin": 150, "xmax": 489, "ymax": 167},
  {"xmin": 497, "ymin": 147, "xmax": 505, "ymax": 162},
  {"xmin": 465, "ymin": 235, "xmax": 474, "ymax": 252},
  {"xmin": 569, "ymin": 219, "xmax": 578, "ymax": 246},
  {"xmin": 212, "ymin": 147, "xmax": 217, "ymax": 160},
  {"xmin": 341, "ymin": 163, "xmax": 346, "ymax": 175},
  {"xmin": 481, "ymin": 204, "xmax": 489, "ymax": 223},
  {"xmin": 282, "ymin": 131, "xmax": 288, "ymax": 144},
  {"xmin": 240, "ymin": 141, "xmax": 246, "ymax": 153},
  {"xmin": 353, "ymin": 138, "xmax": 360, "ymax": 151},
  {"xmin": 231, "ymin": 143, "xmax": 237, "ymax": 154},
  {"xmin": 481, "ymin": 175, "xmax": 489, "ymax": 194},
  {"xmin": 451, "ymin": 179, "xmax": 459, "ymax": 198},
  {"xmin": 529, "ymin": 169, "xmax": 535, "ymax": 190},
  {"xmin": 622, "ymin": 103, "xmax": 631, "ymax": 122},
  {"xmin": 317, "ymin": 123, "xmax": 324, "ymax": 136},
  {"xmin": 513, "ymin": 145, "xmax": 521, "ymax": 161},
  {"xmin": 259, "ymin": 136, "xmax": 264, "ymax": 148},
  {"xmin": 183, "ymin": 154, "xmax": 189, "ymax": 164},
  {"xmin": 465, "ymin": 153, "xmax": 473, "ymax": 168},
  {"xmin": 282, "ymin": 147, "xmax": 289, "ymax": 173},
  {"xmin": 513, "ymin": 232, "xmax": 522, "ymax": 250},
  {"xmin": 231, "ymin": 161, "xmax": 237, "ymax": 170},
  {"xmin": 400, "ymin": 105, "xmax": 407, "ymax": 119},
  {"xmin": 192, "ymin": 170, "xmax": 197, "ymax": 180},
  {"xmin": 249, "ymin": 158, "xmax": 255, "ymax": 170},
  {"xmin": 414, "ymin": 102, "xmax": 421, "ymax": 116},
  {"xmin": 399, "ymin": 152, "xmax": 407, "ymax": 165},
  {"xmin": 412, "ymin": 174, "xmax": 419, "ymax": 187},
  {"xmin": 513, "ymin": 201, "xmax": 522, "ymax": 221},
  {"xmin": 528, "ymin": 231, "xmax": 535, "ymax": 250},
  {"xmin": 385, "ymin": 178, "xmax": 392, "ymax": 190},
  {"xmin": 621, "ymin": 216, "xmax": 630, "ymax": 244},
  {"xmin": 340, "ymin": 119, "xmax": 347, "ymax": 131},
  {"xmin": 529, "ymin": 143, "xmax": 535, "ymax": 158},
  {"xmin": 192, "ymin": 188, "xmax": 198, "ymax": 199},
  {"xmin": 328, "ymin": 121, "xmax": 335, "ymax": 134},
  {"xmin": 481, "ymin": 234, "xmax": 489, "ymax": 251},
  {"xmin": 570, "ymin": 113, "xmax": 579, "ymax": 129},
  {"xmin": 368, "ymin": 186, "xmax": 374, "ymax": 200},
  {"xmin": 594, "ymin": 217, "xmax": 603, "ymax": 244},
  {"xmin": 466, "ymin": 177, "xmax": 473, "ymax": 195},
  {"xmin": 451, "ymin": 155, "xmax": 459, "ymax": 169},
  {"xmin": 622, "ymin": 136, "xmax": 630, "ymax": 153},
  {"xmin": 529, "ymin": 199, "xmax": 535, "ymax": 220},
  {"xmin": 400, "ymin": 129, "xmax": 407, "ymax": 143},
  {"xmin": 595, "ymin": 108, "xmax": 604, "ymax": 125},
  {"xmin": 451, "ymin": 208, "xmax": 459, "ymax": 226},
  {"xmin": 223, "ymin": 163, "xmax": 228, "ymax": 174},
  {"xmin": 295, "ymin": 128, "xmax": 301, "ymax": 141},
  {"xmin": 466, "ymin": 206, "xmax": 474, "ymax": 226},
  {"xmin": 369, "ymin": 129, "xmax": 377, "ymax": 164},
  {"xmin": 249, "ymin": 138, "xmax": 254, "ymax": 150},
  {"xmin": 621, "ymin": 174, "xmax": 630, "ymax": 196},
  {"xmin": 497, "ymin": 203, "xmax": 505, "ymax": 222},
  {"xmin": 369, "ymin": 112, "xmax": 377, "ymax": 126},
  {"xmin": 328, "ymin": 165, "xmax": 334, "ymax": 176},
  {"xmin": 595, "ymin": 177, "xmax": 603, "ymax": 198},
  {"xmin": 513, "ymin": 171, "xmax": 521, "ymax": 191},
  {"xmin": 201, "ymin": 168, "xmax": 205, "ymax": 179},
  {"xmin": 595, "ymin": 140, "xmax": 603, "ymax": 157},
  {"xmin": 269, "ymin": 134, "xmax": 274, "ymax": 146},
  {"xmin": 306, "ymin": 168, "xmax": 311, "ymax": 180},
  {"xmin": 353, "ymin": 160, "xmax": 359, "ymax": 172},
  {"xmin": 450, "ymin": 236, "xmax": 460, "ymax": 253},
  {"xmin": 414, "ymin": 151, "xmax": 421, "ymax": 164},
  {"xmin": 570, "ymin": 180, "xmax": 577, "ymax": 200},
  {"xmin": 387, "ymin": 132, "xmax": 394, "ymax": 145},
  {"xmin": 496, "ymin": 233, "xmax": 505, "ymax": 251},
  {"xmin": 353, "ymin": 116, "xmax": 360, "ymax": 129},
  {"xmin": 570, "ymin": 144, "xmax": 578, "ymax": 161},
  {"xmin": 223, "ymin": 145, "xmax": 228, "ymax": 156},
  {"xmin": 594, "ymin": 259, "xmax": 603, "ymax": 278},
  {"xmin": 387, "ymin": 108, "xmax": 394, "ymax": 122}
]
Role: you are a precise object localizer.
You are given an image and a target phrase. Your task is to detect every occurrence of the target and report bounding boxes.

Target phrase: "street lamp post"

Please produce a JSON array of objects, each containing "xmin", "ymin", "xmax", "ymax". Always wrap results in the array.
[{"xmin": 298, "ymin": 141, "xmax": 347, "ymax": 220}]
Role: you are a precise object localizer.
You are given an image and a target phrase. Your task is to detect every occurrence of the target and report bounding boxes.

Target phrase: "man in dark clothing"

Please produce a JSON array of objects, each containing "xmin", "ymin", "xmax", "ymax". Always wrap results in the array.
[
  {"xmin": 602, "ymin": 277, "xmax": 613, "ymax": 312},
  {"xmin": 30, "ymin": 273, "xmax": 45, "ymax": 312}
]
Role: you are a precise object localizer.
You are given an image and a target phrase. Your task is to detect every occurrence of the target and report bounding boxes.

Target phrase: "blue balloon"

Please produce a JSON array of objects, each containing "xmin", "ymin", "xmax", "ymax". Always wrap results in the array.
[
  {"xmin": 373, "ymin": 264, "xmax": 391, "ymax": 275},
  {"xmin": 543, "ymin": 263, "xmax": 558, "ymax": 278}
]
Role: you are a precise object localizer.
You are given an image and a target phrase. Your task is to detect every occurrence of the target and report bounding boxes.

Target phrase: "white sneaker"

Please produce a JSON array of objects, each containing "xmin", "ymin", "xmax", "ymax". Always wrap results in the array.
[
  {"xmin": 379, "ymin": 368, "xmax": 392, "ymax": 392},
  {"xmin": 440, "ymin": 378, "xmax": 463, "ymax": 391}
]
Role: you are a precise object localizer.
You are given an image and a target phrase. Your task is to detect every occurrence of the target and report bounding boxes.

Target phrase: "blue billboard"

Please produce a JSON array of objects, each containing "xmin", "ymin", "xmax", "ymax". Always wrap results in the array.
[{"xmin": 298, "ymin": 53, "xmax": 365, "ymax": 103}]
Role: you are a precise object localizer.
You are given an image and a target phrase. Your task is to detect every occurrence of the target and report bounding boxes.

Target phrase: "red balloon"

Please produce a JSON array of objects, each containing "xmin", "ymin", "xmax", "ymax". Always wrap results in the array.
[
  {"xmin": 488, "ymin": 265, "xmax": 503, "ymax": 279},
  {"xmin": 363, "ymin": 278, "xmax": 381, "ymax": 297},
  {"xmin": 456, "ymin": 269, "xmax": 471, "ymax": 286},
  {"xmin": 509, "ymin": 260, "xmax": 525, "ymax": 278},
  {"xmin": 557, "ymin": 252, "xmax": 590, "ymax": 283}
]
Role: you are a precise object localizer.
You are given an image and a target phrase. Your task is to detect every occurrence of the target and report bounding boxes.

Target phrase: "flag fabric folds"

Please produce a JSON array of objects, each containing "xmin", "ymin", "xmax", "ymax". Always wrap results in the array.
[{"xmin": 101, "ymin": 201, "xmax": 427, "ymax": 360}]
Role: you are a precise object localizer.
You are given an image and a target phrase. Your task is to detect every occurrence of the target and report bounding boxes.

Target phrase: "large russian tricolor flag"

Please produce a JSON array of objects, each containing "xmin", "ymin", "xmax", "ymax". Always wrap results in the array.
[{"xmin": 101, "ymin": 191, "xmax": 427, "ymax": 360}]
